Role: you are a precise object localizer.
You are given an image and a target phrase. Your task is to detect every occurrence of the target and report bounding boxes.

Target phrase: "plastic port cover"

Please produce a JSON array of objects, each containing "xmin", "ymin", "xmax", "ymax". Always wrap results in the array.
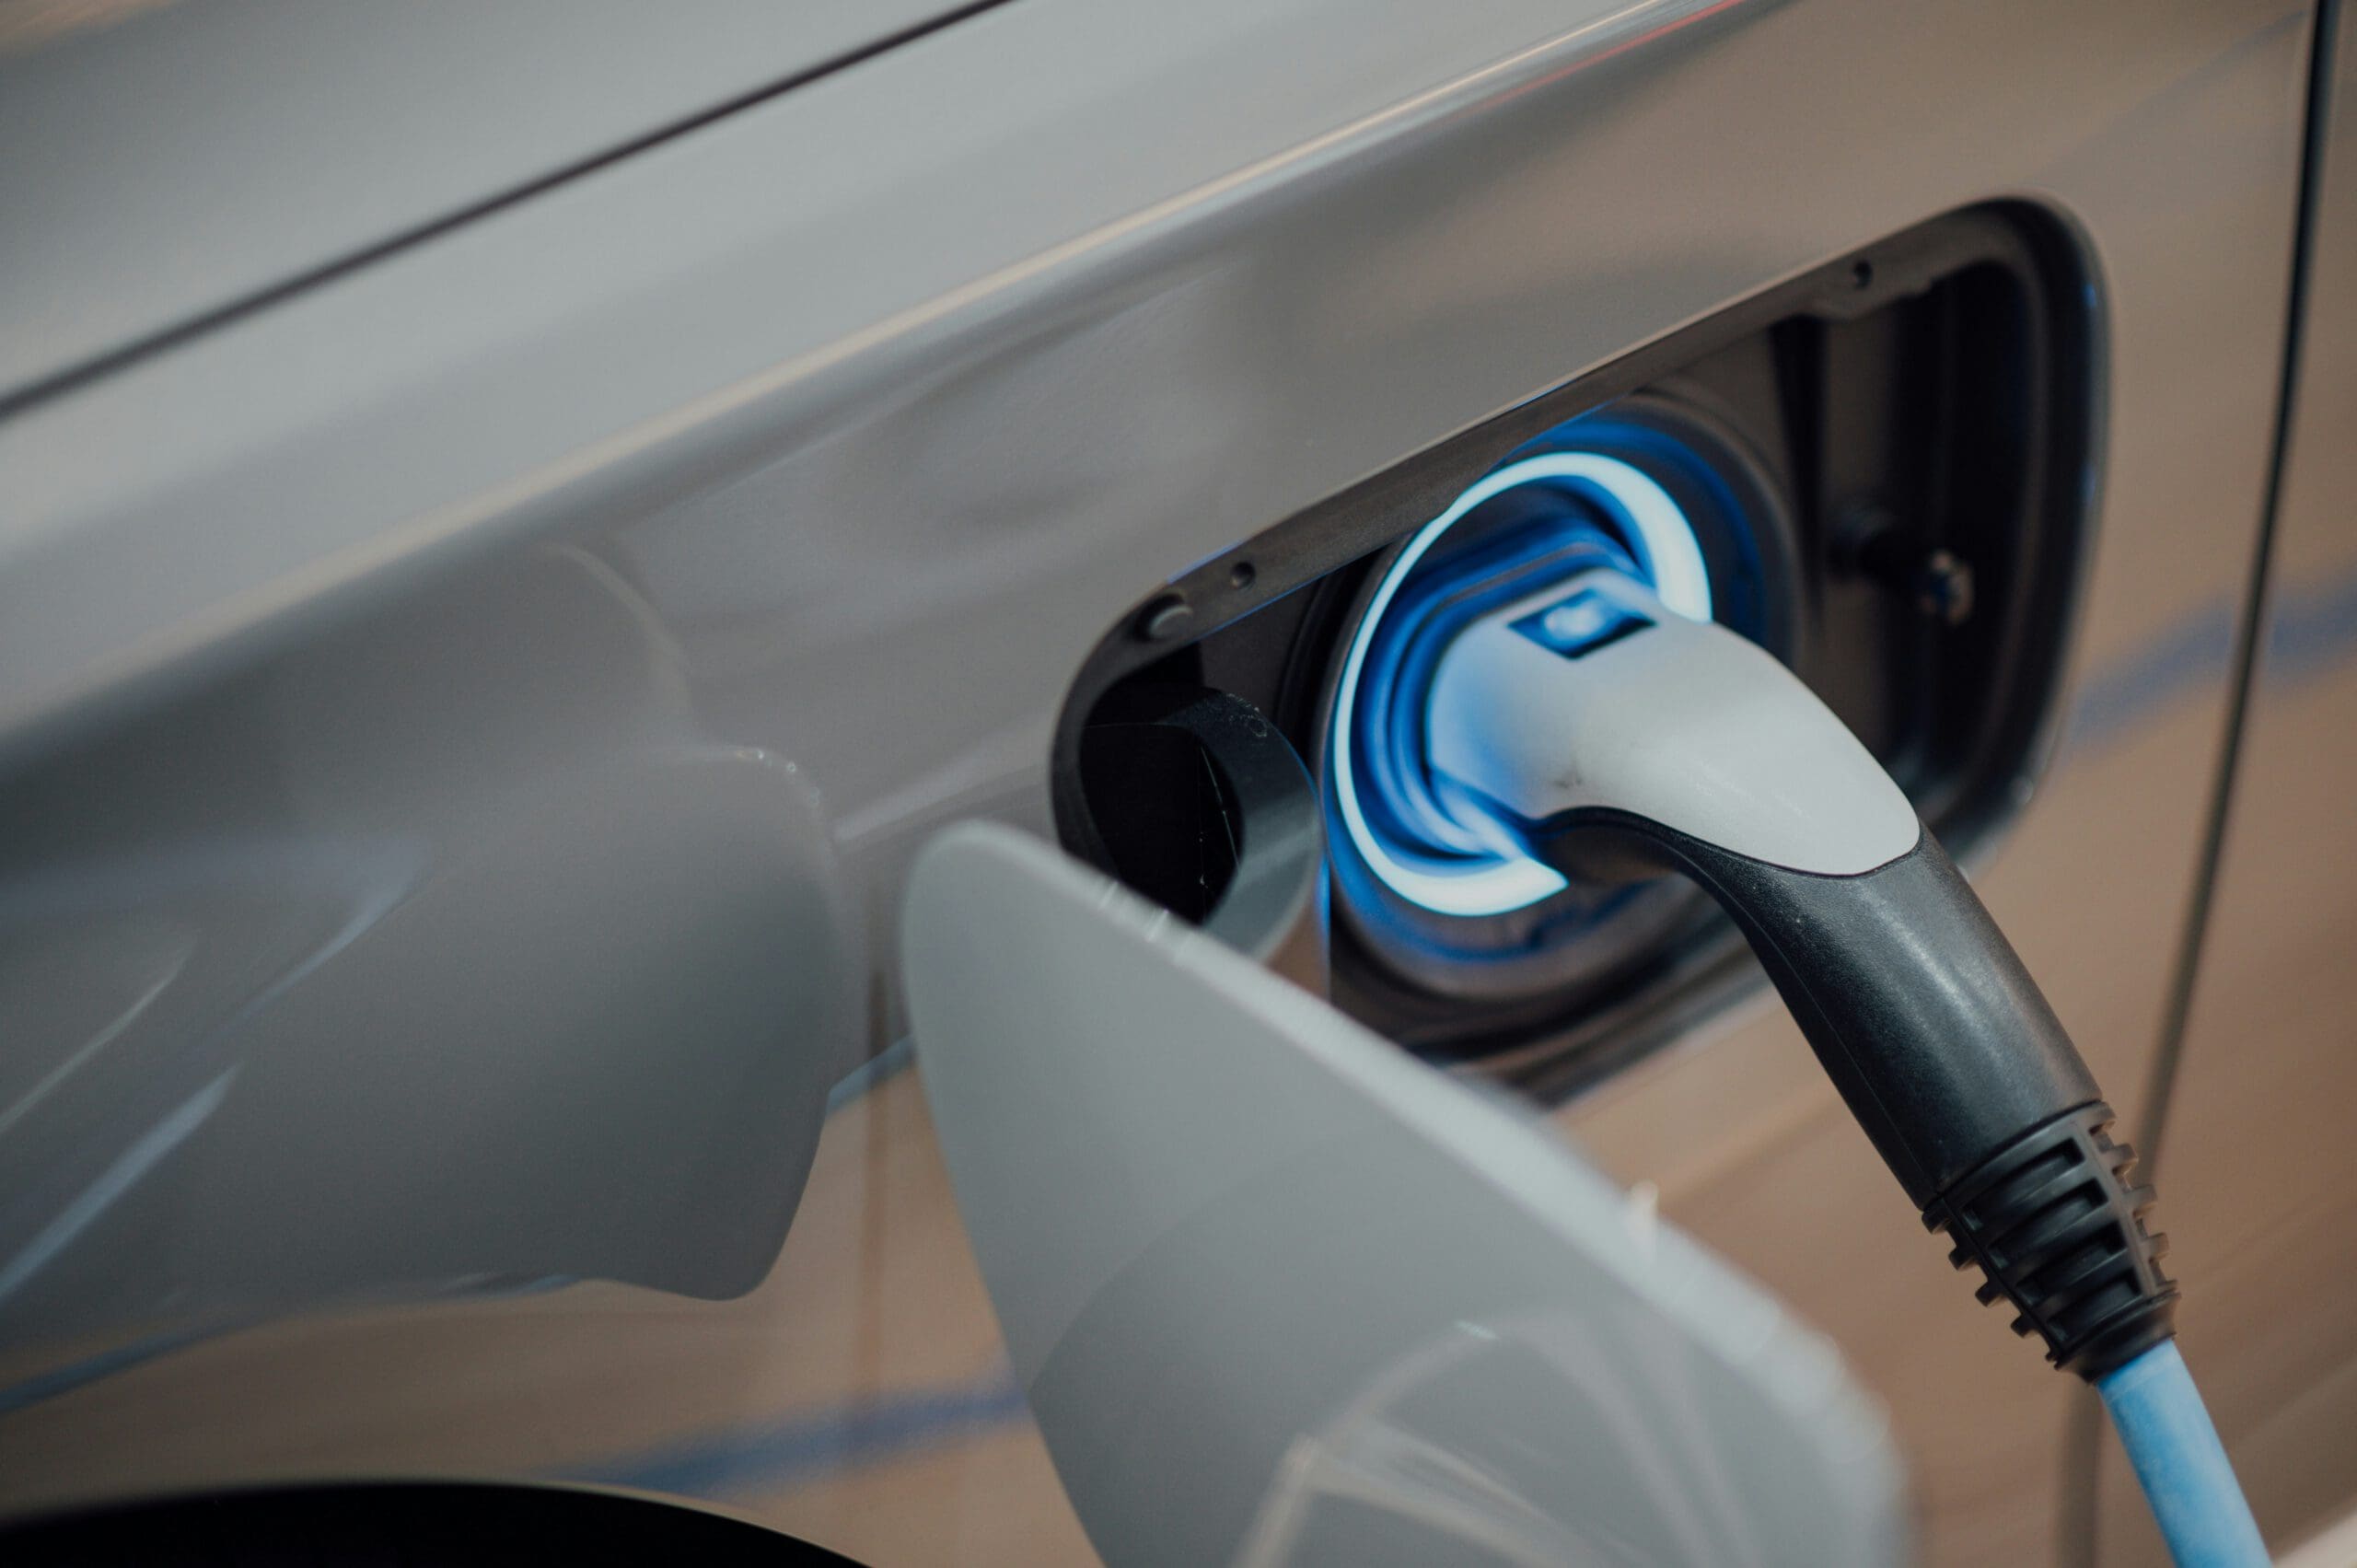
[{"xmin": 900, "ymin": 820, "xmax": 1906, "ymax": 1567}]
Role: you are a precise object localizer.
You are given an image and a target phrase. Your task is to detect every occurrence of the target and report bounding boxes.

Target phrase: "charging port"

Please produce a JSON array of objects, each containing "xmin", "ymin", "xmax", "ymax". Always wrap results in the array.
[{"xmin": 1057, "ymin": 203, "xmax": 2092, "ymax": 1091}]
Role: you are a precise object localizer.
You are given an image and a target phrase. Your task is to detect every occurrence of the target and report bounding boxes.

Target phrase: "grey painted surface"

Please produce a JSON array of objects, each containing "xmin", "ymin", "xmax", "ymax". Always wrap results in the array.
[
  {"xmin": 0, "ymin": 0, "xmax": 980, "ymax": 403},
  {"xmin": 905, "ymin": 822, "xmax": 1902, "ymax": 1566},
  {"xmin": 2094, "ymin": 5, "xmax": 2357, "ymax": 1559},
  {"xmin": 0, "ymin": 0, "xmax": 2316, "ymax": 1558},
  {"xmin": 0, "ymin": 0, "xmax": 1766, "ymax": 759},
  {"xmin": 0, "ymin": 541, "xmax": 861, "ymax": 1340}
]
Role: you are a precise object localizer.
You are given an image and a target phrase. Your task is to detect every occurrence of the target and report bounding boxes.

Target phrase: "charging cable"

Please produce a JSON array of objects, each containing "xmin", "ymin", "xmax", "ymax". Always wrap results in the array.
[{"xmin": 1387, "ymin": 565, "xmax": 2265, "ymax": 1565}]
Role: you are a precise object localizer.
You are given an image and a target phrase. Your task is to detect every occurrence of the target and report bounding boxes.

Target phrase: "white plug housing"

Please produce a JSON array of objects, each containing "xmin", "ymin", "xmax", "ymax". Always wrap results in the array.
[{"xmin": 1423, "ymin": 571, "xmax": 1920, "ymax": 876}]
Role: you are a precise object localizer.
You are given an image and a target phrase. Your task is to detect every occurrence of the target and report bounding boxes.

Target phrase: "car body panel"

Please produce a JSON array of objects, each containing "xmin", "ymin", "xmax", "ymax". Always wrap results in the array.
[
  {"xmin": 0, "ymin": 0, "xmax": 2326, "ymax": 1562},
  {"xmin": 2090, "ymin": 7, "xmax": 2357, "ymax": 1560},
  {"xmin": 0, "ymin": 0, "xmax": 986, "ymax": 404}
]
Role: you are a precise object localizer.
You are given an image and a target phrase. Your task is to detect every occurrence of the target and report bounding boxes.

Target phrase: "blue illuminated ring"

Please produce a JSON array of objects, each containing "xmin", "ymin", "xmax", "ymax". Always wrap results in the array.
[{"xmin": 1330, "ymin": 452, "xmax": 1713, "ymax": 918}]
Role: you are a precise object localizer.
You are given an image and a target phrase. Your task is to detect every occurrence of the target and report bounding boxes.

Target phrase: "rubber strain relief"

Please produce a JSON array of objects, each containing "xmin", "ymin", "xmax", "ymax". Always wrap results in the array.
[{"xmin": 1922, "ymin": 1103, "xmax": 2177, "ymax": 1380}]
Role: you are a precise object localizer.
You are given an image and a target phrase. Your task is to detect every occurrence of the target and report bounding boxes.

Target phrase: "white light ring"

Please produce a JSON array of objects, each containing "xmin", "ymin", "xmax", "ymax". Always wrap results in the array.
[{"xmin": 1331, "ymin": 452, "xmax": 1713, "ymax": 918}]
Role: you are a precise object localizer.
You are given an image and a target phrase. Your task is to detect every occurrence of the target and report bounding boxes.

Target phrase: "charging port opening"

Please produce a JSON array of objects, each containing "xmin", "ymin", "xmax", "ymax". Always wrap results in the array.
[{"xmin": 1057, "ymin": 203, "xmax": 2093, "ymax": 1094}]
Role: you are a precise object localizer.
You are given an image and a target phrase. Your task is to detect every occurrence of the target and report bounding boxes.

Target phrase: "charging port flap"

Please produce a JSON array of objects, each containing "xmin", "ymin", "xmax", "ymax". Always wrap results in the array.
[{"xmin": 900, "ymin": 822, "xmax": 1904, "ymax": 1568}]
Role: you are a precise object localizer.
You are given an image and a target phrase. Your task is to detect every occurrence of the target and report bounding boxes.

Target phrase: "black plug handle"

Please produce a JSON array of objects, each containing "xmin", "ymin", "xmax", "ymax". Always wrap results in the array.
[
  {"xmin": 1659, "ymin": 827, "xmax": 2090, "ymax": 1203},
  {"xmin": 1547, "ymin": 819, "xmax": 2177, "ymax": 1378}
]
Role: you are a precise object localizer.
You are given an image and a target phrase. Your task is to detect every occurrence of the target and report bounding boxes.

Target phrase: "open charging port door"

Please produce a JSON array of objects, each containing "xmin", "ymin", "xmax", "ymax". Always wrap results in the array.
[
  {"xmin": 1053, "ymin": 205, "xmax": 2092, "ymax": 1091},
  {"xmin": 900, "ymin": 821, "xmax": 1904, "ymax": 1568}
]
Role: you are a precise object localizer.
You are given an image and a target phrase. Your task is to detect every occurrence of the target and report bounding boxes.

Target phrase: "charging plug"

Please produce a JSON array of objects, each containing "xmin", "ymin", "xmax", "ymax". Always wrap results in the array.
[{"xmin": 1412, "ymin": 568, "xmax": 2176, "ymax": 1378}]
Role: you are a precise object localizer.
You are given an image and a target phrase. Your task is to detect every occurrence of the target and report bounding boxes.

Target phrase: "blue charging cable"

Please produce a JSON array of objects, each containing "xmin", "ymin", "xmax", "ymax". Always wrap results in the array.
[
  {"xmin": 1370, "ymin": 519, "xmax": 2268, "ymax": 1564},
  {"xmin": 2099, "ymin": 1342, "xmax": 2268, "ymax": 1566}
]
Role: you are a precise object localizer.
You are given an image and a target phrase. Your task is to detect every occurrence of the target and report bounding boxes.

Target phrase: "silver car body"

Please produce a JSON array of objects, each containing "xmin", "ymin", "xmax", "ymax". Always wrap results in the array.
[{"xmin": 0, "ymin": 1, "xmax": 2344, "ymax": 1562}]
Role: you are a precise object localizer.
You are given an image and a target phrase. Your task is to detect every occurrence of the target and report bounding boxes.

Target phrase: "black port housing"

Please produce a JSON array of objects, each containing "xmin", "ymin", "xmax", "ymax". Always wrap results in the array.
[{"xmin": 1054, "ymin": 204, "xmax": 2095, "ymax": 1096}]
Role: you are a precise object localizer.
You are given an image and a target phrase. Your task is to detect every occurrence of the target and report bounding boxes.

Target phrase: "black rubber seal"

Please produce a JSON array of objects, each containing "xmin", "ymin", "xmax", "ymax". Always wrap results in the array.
[{"xmin": 1925, "ymin": 1102, "xmax": 2177, "ymax": 1380}]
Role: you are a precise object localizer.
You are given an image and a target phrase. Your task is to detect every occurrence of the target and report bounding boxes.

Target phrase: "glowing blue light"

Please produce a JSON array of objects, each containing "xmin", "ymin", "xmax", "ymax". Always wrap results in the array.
[{"xmin": 1332, "ymin": 451, "xmax": 1713, "ymax": 918}]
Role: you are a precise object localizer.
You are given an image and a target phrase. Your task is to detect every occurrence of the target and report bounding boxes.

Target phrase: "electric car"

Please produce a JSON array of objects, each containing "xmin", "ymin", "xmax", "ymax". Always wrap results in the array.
[{"xmin": 1, "ymin": 1, "xmax": 2351, "ymax": 1562}]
